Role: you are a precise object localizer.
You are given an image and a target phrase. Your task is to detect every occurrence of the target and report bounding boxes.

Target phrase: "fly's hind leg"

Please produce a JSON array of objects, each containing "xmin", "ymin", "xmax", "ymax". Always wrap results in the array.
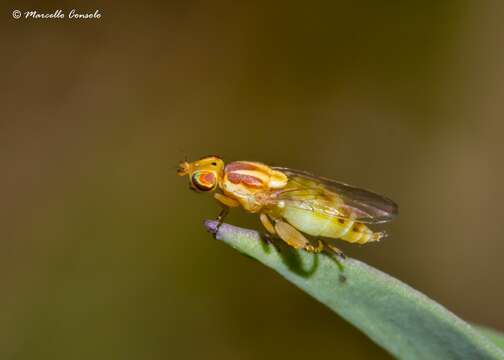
[
  {"xmin": 304, "ymin": 237, "xmax": 346, "ymax": 258},
  {"xmin": 274, "ymin": 220, "xmax": 310, "ymax": 249},
  {"xmin": 268, "ymin": 218, "xmax": 329, "ymax": 255},
  {"xmin": 325, "ymin": 242, "xmax": 346, "ymax": 259},
  {"xmin": 304, "ymin": 239, "xmax": 325, "ymax": 253},
  {"xmin": 273, "ymin": 220, "xmax": 330, "ymax": 254}
]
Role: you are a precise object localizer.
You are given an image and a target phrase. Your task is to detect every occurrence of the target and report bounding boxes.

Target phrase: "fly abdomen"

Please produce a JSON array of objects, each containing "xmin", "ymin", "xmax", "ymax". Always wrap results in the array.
[
  {"xmin": 319, "ymin": 217, "xmax": 354, "ymax": 239},
  {"xmin": 340, "ymin": 221, "xmax": 384, "ymax": 244},
  {"xmin": 278, "ymin": 206, "xmax": 384, "ymax": 244}
]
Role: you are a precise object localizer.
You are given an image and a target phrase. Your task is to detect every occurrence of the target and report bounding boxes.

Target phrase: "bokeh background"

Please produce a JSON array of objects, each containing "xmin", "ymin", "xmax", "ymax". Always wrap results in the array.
[{"xmin": 3, "ymin": 1, "xmax": 504, "ymax": 359}]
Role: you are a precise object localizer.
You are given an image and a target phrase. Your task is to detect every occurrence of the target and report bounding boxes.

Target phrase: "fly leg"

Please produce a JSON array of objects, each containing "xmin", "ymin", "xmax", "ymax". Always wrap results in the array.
[
  {"xmin": 325, "ymin": 243, "xmax": 346, "ymax": 259},
  {"xmin": 304, "ymin": 239, "xmax": 325, "ymax": 253},
  {"xmin": 260, "ymin": 213, "xmax": 276, "ymax": 235},
  {"xmin": 214, "ymin": 193, "xmax": 240, "ymax": 209},
  {"xmin": 216, "ymin": 207, "xmax": 229, "ymax": 224},
  {"xmin": 274, "ymin": 220, "xmax": 310, "ymax": 249},
  {"xmin": 275, "ymin": 221, "xmax": 327, "ymax": 254},
  {"xmin": 213, "ymin": 193, "xmax": 240, "ymax": 232},
  {"xmin": 260, "ymin": 215, "xmax": 346, "ymax": 259},
  {"xmin": 259, "ymin": 213, "xmax": 277, "ymax": 245}
]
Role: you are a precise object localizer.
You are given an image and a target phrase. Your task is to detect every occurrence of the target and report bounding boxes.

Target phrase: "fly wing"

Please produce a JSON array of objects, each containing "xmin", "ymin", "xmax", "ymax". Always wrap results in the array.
[{"xmin": 272, "ymin": 167, "xmax": 398, "ymax": 224}]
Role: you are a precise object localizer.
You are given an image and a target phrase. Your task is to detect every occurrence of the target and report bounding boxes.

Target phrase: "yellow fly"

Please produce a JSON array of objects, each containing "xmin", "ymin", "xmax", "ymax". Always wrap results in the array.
[{"xmin": 177, "ymin": 156, "xmax": 398, "ymax": 258}]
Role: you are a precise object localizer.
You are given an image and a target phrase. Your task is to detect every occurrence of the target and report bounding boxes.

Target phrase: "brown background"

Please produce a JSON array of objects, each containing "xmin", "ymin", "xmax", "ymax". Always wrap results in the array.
[{"xmin": 2, "ymin": 1, "xmax": 504, "ymax": 359}]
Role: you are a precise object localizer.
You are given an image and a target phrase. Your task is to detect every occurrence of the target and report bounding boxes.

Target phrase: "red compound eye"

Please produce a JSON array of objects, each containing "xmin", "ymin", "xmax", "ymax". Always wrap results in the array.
[{"xmin": 191, "ymin": 171, "xmax": 216, "ymax": 192}]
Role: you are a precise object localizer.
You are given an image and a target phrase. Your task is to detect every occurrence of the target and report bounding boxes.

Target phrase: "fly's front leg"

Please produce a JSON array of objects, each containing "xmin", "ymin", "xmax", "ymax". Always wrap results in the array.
[
  {"xmin": 217, "ymin": 207, "xmax": 229, "ymax": 223},
  {"xmin": 213, "ymin": 193, "xmax": 239, "ymax": 230},
  {"xmin": 214, "ymin": 193, "xmax": 240, "ymax": 208}
]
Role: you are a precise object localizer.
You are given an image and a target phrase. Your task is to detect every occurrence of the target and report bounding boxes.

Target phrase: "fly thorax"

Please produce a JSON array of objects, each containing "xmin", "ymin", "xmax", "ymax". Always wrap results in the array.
[
  {"xmin": 223, "ymin": 161, "xmax": 287, "ymax": 190},
  {"xmin": 222, "ymin": 161, "xmax": 288, "ymax": 211}
]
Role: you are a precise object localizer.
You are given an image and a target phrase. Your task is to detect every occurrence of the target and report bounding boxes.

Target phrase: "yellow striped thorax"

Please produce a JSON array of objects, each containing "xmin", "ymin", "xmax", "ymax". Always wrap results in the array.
[{"xmin": 221, "ymin": 161, "xmax": 288, "ymax": 212}]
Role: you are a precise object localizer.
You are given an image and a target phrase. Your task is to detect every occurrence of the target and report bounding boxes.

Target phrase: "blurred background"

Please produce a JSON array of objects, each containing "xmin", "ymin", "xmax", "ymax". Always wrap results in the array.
[{"xmin": 2, "ymin": 0, "xmax": 504, "ymax": 358}]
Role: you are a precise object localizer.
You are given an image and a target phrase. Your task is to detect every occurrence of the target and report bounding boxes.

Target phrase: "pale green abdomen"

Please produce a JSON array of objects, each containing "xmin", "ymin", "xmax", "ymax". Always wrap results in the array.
[{"xmin": 278, "ymin": 206, "xmax": 379, "ymax": 244}]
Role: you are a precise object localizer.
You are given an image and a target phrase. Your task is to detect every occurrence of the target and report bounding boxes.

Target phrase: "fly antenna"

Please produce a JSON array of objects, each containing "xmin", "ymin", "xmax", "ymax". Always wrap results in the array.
[{"xmin": 174, "ymin": 148, "xmax": 189, "ymax": 169}]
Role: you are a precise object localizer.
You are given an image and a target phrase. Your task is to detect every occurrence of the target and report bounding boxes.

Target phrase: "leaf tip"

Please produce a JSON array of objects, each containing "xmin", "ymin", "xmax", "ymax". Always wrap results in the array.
[{"xmin": 204, "ymin": 219, "xmax": 219, "ymax": 236}]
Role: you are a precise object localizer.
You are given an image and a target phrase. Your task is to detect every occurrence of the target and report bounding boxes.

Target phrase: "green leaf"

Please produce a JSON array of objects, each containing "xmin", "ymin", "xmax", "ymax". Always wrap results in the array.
[
  {"xmin": 474, "ymin": 326, "xmax": 504, "ymax": 351},
  {"xmin": 205, "ymin": 220, "xmax": 504, "ymax": 360}
]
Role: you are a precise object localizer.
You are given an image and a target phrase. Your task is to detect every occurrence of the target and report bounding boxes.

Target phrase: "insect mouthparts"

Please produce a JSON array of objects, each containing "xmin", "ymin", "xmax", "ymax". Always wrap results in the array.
[{"xmin": 177, "ymin": 161, "xmax": 190, "ymax": 176}]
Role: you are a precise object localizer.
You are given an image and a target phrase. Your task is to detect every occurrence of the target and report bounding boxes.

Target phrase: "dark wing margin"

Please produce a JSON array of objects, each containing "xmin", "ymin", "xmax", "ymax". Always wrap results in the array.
[{"xmin": 273, "ymin": 167, "xmax": 399, "ymax": 224}]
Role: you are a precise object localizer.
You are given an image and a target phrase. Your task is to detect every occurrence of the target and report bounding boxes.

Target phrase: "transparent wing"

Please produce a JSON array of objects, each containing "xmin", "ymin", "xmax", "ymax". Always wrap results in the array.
[{"xmin": 272, "ymin": 167, "xmax": 398, "ymax": 224}]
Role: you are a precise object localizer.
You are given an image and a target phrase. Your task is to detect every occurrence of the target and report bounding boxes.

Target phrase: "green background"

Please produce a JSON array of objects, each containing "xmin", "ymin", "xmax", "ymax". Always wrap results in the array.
[{"xmin": 3, "ymin": 1, "xmax": 504, "ymax": 359}]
